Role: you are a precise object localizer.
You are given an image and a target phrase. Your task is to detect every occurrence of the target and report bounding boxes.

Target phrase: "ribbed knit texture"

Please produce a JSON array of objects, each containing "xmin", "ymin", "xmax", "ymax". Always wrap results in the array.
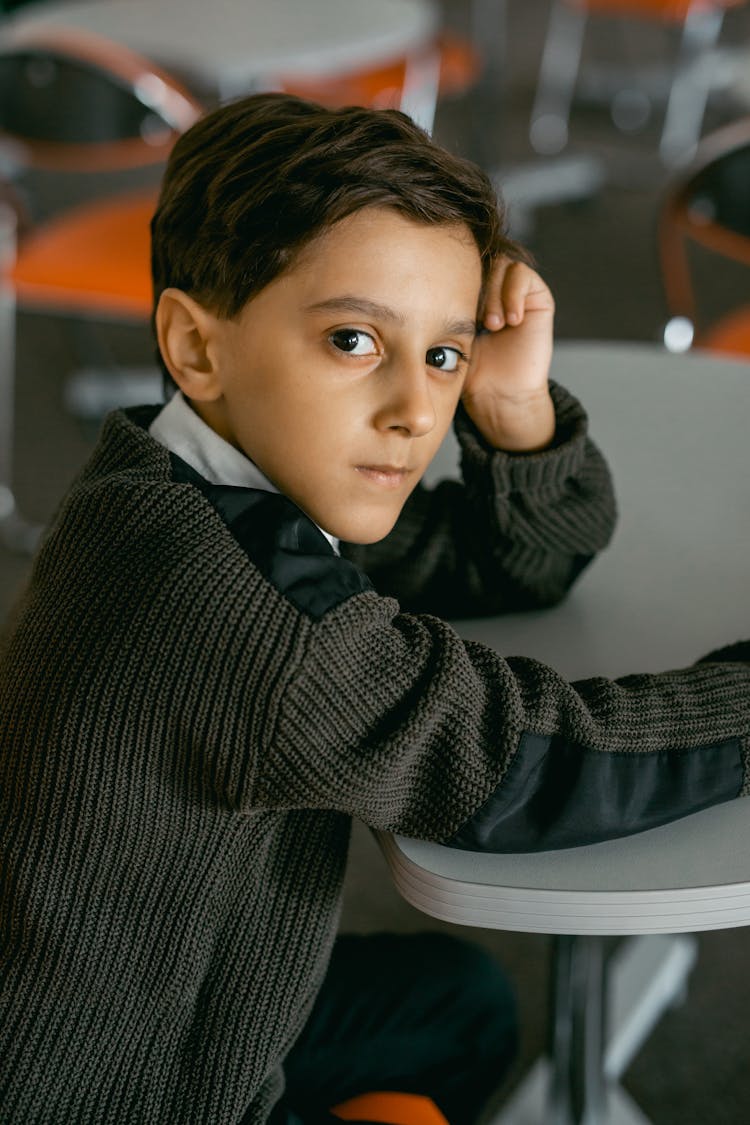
[{"xmin": 1, "ymin": 386, "xmax": 747, "ymax": 1122}]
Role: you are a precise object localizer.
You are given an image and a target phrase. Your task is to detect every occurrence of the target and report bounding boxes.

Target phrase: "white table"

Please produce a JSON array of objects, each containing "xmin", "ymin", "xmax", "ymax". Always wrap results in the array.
[
  {"xmin": 384, "ymin": 340, "xmax": 750, "ymax": 1125},
  {"xmin": 4, "ymin": 0, "xmax": 439, "ymax": 109}
]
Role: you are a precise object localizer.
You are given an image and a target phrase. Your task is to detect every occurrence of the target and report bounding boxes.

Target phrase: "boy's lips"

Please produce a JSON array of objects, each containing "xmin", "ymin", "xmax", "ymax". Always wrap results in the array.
[{"xmin": 355, "ymin": 464, "xmax": 413, "ymax": 488}]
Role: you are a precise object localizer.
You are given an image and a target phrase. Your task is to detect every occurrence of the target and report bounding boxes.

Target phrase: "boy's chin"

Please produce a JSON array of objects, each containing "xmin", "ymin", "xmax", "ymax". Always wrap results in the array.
[{"xmin": 332, "ymin": 510, "xmax": 403, "ymax": 546}]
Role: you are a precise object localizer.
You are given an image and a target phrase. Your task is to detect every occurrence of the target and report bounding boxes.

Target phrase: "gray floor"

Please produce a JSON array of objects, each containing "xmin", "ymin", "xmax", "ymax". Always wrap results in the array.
[{"xmin": 3, "ymin": 1, "xmax": 750, "ymax": 1121}]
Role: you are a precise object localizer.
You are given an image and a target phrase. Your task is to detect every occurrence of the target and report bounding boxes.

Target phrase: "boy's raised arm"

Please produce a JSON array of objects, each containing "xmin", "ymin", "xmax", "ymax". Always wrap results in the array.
[
  {"xmin": 342, "ymin": 261, "xmax": 616, "ymax": 616},
  {"xmin": 462, "ymin": 257, "xmax": 557, "ymax": 453}
]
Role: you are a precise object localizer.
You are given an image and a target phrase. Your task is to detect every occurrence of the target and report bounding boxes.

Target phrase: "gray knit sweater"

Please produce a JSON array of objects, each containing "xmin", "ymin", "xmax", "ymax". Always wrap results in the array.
[{"xmin": 1, "ymin": 385, "xmax": 748, "ymax": 1123}]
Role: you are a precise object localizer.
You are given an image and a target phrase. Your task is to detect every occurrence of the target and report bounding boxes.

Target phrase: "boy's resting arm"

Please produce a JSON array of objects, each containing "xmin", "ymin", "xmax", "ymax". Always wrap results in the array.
[
  {"xmin": 340, "ymin": 381, "xmax": 617, "ymax": 617},
  {"xmin": 259, "ymin": 597, "xmax": 750, "ymax": 852}
]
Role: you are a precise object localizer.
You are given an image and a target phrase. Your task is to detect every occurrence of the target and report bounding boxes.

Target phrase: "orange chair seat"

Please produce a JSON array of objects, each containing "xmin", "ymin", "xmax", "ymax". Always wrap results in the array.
[
  {"xmin": 282, "ymin": 33, "xmax": 481, "ymax": 112},
  {"xmin": 331, "ymin": 1091, "xmax": 450, "ymax": 1125},
  {"xmin": 10, "ymin": 189, "xmax": 157, "ymax": 319},
  {"xmin": 696, "ymin": 304, "xmax": 750, "ymax": 358},
  {"xmin": 568, "ymin": 0, "xmax": 744, "ymax": 19}
]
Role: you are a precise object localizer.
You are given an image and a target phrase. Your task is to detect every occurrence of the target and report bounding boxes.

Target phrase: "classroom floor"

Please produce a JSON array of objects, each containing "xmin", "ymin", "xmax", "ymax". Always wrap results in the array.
[{"xmin": 2, "ymin": 1, "xmax": 750, "ymax": 1121}]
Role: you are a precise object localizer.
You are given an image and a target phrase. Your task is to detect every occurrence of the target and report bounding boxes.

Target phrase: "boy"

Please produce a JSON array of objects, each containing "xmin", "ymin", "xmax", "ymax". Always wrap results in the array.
[{"xmin": 0, "ymin": 93, "xmax": 747, "ymax": 1125}]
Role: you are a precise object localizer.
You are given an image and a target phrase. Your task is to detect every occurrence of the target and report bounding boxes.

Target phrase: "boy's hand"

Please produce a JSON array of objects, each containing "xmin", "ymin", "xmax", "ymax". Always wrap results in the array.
[{"xmin": 462, "ymin": 258, "xmax": 556, "ymax": 452}]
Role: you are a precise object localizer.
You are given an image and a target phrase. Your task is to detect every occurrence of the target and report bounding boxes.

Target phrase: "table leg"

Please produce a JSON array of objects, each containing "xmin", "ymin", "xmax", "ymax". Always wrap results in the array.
[
  {"xmin": 547, "ymin": 935, "xmax": 607, "ymax": 1125},
  {"xmin": 490, "ymin": 934, "xmax": 695, "ymax": 1125}
]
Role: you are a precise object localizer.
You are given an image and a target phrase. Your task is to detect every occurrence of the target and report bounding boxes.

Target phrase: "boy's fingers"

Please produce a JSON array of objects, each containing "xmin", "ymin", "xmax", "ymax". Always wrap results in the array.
[
  {"xmin": 501, "ymin": 263, "xmax": 535, "ymax": 326},
  {"xmin": 483, "ymin": 260, "xmax": 543, "ymax": 330},
  {"xmin": 484, "ymin": 262, "xmax": 554, "ymax": 331},
  {"xmin": 482, "ymin": 257, "xmax": 513, "ymax": 330}
]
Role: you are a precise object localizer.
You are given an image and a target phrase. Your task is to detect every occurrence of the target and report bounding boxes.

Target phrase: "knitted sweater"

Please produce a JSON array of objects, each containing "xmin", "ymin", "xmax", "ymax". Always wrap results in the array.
[{"xmin": 1, "ymin": 385, "xmax": 748, "ymax": 1124}]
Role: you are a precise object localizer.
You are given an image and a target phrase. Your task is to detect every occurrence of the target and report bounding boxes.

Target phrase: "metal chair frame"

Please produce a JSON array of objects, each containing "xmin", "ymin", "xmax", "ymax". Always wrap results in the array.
[
  {"xmin": 658, "ymin": 115, "xmax": 750, "ymax": 354},
  {"xmin": 0, "ymin": 24, "xmax": 203, "ymax": 552},
  {"xmin": 529, "ymin": 0, "xmax": 743, "ymax": 167}
]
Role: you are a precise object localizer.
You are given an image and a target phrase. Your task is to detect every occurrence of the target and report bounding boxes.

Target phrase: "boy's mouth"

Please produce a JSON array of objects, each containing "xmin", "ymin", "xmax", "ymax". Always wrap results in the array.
[{"xmin": 355, "ymin": 465, "xmax": 412, "ymax": 488}]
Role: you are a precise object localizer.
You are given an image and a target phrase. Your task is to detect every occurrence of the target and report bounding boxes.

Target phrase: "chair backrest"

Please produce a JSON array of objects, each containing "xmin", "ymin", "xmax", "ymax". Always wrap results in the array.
[
  {"xmin": 658, "ymin": 116, "xmax": 750, "ymax": 330},
  {"xmin": 0, "ymin": 23, "xmax": 203, "ymax": 173}
]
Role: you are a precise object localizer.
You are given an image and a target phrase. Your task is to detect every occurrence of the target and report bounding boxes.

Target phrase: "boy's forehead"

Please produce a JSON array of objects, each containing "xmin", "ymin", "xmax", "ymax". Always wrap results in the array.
[
  {"xmin": 299, "ymin": 205, "xmax": 479, "ymax": 261},
  {"xmin": 287, "ymin": 207, "xmax": 483, "ymax": 312}
]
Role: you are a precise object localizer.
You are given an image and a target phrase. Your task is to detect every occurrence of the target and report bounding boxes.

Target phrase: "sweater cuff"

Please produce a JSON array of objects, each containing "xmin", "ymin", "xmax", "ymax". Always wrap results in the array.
[
  {"xmin": 697, "ymin": 640, "xmax": 750, "ymax": 665},
  {"xmin": 454, "ymin": 380, "xmax": 590, "ymax": 495}
]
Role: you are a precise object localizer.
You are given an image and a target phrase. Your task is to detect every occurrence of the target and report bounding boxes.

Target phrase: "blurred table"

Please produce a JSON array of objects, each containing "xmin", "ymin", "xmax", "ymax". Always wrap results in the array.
[
  {"xmin": 387, "ymin": 340, "xmax": 750, "ymax": 1125},
  {"xmin": 3, "ymin": 0, "xmax": 439, "ymax": 102},
  {"xmin": 424, "ymin": 339, "xmax": 750, "ymax": 679}
]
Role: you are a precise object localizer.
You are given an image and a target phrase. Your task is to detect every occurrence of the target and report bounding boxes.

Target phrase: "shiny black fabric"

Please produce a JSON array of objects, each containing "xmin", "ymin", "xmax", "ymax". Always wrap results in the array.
[
  {"xmin": 447, "ymin": 731, "xmax": 744, "ymax": 853},
  {"xmin": 170, "ymin": 454, "xmax": 372, "ymax": 620}
]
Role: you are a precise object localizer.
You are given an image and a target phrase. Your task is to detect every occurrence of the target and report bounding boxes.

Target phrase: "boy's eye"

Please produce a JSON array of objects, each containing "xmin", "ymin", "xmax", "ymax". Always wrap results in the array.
[
  {"xmin": 426, "ymin": 346, "xmax": 465, "ymax": 372},
  {"xmin": 329, "ymin": 329, "xmax": 378, "ymax": 356}
]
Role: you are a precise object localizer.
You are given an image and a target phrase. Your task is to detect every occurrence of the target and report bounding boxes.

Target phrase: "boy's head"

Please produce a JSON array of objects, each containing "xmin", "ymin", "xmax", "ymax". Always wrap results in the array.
[{"xmin": 152, "ymin": 93, "xmax": 522, "ymax": 544}]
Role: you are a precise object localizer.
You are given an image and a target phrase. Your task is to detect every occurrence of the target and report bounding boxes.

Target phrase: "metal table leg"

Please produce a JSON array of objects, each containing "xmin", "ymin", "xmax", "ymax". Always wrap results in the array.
[
  {"xmin": 491, "ymin": 934, "xmax": 697, "ymax": 1125},
  {"xmin": 547, "ymin": 936, "xmax": 607, "ymax": 1125}
]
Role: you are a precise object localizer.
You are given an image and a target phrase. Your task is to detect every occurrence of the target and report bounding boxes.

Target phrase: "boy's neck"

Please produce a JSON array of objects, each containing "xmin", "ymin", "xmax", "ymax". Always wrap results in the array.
[{"xmin": 149, "ymin": 392, "xmax": 340, "ymax": 555}]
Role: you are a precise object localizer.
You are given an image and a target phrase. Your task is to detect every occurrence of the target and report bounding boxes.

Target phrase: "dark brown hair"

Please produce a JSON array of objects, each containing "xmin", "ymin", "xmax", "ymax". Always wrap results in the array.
[{"xmin": 151, "ymin": 92, "xmax": 524, "ymax": 382}]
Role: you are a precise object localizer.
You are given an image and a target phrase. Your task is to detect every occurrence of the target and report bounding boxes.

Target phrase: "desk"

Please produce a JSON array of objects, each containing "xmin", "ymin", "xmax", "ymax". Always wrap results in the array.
[
  {"xmin": 384, "ymin": 341, "xmax": 750, "ymax": 1125},
  {"xmin": 4, "ymin": 0, "xmax": 439, "ymax": 105}
]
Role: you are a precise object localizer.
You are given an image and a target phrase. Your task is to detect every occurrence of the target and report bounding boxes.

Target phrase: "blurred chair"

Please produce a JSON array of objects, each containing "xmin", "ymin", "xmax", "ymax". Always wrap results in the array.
[
  {"xmin": 658, "ymin": 115, "xmax": 750, "ymax": 356},
  {"xmin": 332, "ymin": 1090, "xmax": 449, "ymax": 1124},
  {"xmin": 279, "ymin": 31, "xmax": 482, "ymax": 135},
  {"xmin": 0, "ymin": 24, "xmax": 203, "ymax": 551},
  {"xmin": 529, "ymin": 0, "xmax": 747, "ymax": 167},
  {"xmin": 0, "ymin": 24, "xmax": 200, "ymax": 171}
]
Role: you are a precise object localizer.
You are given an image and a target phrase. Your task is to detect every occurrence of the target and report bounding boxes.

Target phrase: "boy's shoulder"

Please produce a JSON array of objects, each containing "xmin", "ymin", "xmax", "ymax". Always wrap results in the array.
[
  {"xmin": 51, "ymin": 406, "xmax": 373, "ymax": 623},
  {"xmin": 77, "ymin": 404, "xmax": 171, "ymax": 486}
]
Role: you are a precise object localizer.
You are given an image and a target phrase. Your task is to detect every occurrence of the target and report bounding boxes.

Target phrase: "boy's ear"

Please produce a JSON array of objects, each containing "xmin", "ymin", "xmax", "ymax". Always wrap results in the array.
[{"xmin": 155, "ymin": 288, "xmax": 223, "ymax": 402}]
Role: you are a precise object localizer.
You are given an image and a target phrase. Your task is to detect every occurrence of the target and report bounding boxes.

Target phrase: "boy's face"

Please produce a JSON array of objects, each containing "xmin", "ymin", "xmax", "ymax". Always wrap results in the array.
[{"xmin": 202, "ymin": 207, "xmax": 482, "ymax": 544}]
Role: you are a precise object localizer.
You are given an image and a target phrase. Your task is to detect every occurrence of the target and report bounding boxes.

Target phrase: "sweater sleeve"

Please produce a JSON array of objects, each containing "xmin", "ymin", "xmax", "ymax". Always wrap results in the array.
[
  {"xmin": 255, "ymin": 590, "xmax": 750, "ymax": 852},
  {"xmin": 339, "ymin": 381, "xmax": 617, "ymax": 617}
]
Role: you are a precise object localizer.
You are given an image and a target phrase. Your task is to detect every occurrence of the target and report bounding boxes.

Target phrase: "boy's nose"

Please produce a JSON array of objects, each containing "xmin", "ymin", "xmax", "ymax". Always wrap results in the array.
[{"xmin": 374, "ymin": 361, "xmax": 436, "ymax": 437}]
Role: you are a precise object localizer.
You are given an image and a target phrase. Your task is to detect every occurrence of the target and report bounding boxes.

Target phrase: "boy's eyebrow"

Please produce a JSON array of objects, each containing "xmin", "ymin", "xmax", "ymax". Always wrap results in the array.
[{"xmin": 306, "ymin": 296, "xmax": 477, "ymax": 338}]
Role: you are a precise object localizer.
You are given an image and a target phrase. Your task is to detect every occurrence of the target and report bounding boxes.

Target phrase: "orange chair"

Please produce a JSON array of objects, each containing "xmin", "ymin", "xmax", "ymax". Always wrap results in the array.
[
  {"xmin": 10, "ymin": 189, "xmax": 155, "ymax": 319},
  {"xmin": 280, "ymin": 32, "xmax": 482, "ymax": 135},
  {"xmin": 332, "ymin": 1090, "xmax": 449, "ymax": 1125},
  {"xmin": 529, "ymin": 0, "xmax": 746, "ymax": 165},
  {"xmin": 0, "ymin": 24, "xmax": 203, "ymax": 551},
  {"xmin": 658, "ymin": 115, "xmax": 750, "ymax": 357}
]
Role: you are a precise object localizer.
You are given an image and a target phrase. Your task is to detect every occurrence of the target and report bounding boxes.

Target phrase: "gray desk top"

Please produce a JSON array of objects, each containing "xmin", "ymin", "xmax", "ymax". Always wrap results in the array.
[
  {"xmin": 384, "ymin": 341, "xmax": 750, "ymax": 936},
  {"xmin": 6, "ymin": 0, "xmax": 438, "ymax": 96}
]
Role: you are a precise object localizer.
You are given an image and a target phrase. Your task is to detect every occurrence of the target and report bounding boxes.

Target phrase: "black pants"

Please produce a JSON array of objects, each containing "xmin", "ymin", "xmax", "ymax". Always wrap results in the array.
[{"xmin": 272, "ymin": 931, "xmax": 518, "ymax": 1125}]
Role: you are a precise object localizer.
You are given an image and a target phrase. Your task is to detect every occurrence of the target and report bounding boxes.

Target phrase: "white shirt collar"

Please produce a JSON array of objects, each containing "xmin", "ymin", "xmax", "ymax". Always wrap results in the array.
[{"xmin": 149, "ymin": 392, "xmax": 339, "ymax": 554}]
